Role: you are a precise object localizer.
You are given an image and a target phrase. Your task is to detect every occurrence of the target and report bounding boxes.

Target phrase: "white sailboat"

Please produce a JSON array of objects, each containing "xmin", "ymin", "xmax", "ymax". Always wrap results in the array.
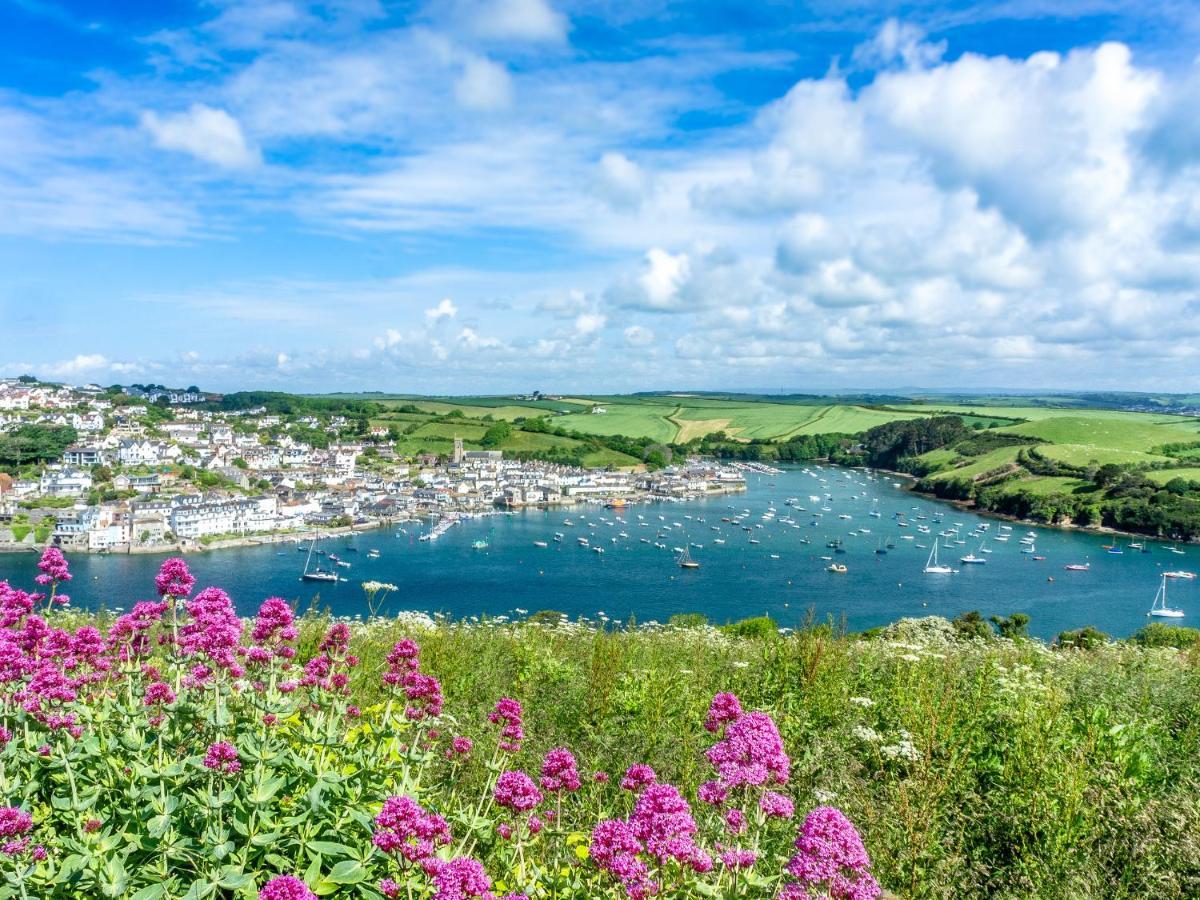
[
  {"xmin": 300, "ymin": 532, "xmax": 339, "ymax": 583},
  {"xmin": 924, "ymin": 542, "xmax": 955, "ymax": 574},
  {"xmin": 1148, "ymin": 575, "xmax": 1185, "ymax": 618},
  {"xmin": 960, "ymin": 541, "xmax": 987, "ymax": 565}
]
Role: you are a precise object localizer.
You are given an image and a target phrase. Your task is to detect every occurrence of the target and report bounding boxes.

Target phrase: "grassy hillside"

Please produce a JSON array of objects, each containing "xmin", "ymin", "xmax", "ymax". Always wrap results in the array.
[{"xmin": 25, "ymin": 596, "xmax": 1200, "ymax": 900}]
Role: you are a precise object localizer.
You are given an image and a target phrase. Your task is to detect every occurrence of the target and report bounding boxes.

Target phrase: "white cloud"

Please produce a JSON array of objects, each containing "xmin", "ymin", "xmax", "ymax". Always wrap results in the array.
[
  {"xmin": 455, "ymin": 56, "xmax": 514, "ymax": 110},
  {"xmin": 140, "ymin": 104, "xmax": 260, "ymax": 169},
  {"xmin": 852, "ymin": 19, "xmax": 946, "ymax": 71},
  {"xmin": 425, "ymin": 298, "xmax": 459, "ymax": 321},
  {"xmin": 469, "ymin": 0, "xmax": 567, "ymax": 43},
  {"xmin": 597, "ymin": 152, "xmax": 648, "ymax": 209},
  {"xmin": 635, "ymin": 248, "xmax": 691, "ymax": 311},
  {"xmin": 574, "ymin": 312, "xmax": 606, "ymax": 335}
]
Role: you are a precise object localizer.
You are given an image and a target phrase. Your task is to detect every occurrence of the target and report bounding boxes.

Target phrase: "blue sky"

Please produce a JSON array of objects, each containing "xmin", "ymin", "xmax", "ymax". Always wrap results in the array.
[{"xmin": 2, "ymin": 0, "xmax": 1200, "ymax": 393}]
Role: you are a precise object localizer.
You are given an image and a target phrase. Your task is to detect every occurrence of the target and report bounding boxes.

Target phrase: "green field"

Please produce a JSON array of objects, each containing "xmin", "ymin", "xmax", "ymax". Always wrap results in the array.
[{"xmin": 1145, "ymin": 468, "xmax": 1200, "ymax": 485}]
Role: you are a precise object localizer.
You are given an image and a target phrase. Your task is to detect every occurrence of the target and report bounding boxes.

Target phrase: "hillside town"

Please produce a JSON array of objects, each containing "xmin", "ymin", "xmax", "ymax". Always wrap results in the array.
[{"xmin": 0, "ymin": 379, "xmax": 746, "ymax": 553}]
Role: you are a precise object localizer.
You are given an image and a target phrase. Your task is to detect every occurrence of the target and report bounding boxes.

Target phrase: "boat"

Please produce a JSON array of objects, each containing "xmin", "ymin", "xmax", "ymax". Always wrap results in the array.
[
  {"xmin": 335, "ymin": 560, "xmax": 351, "ymax": 569},
  {"xmin": 533, "ymin": 540, "xmax": 548, "ymax": 548},
  {"xmin": 826, "ymin": 563, "xmax": 847, "ymax": 574},
  {"xmin": 300, "ymin": 532, "xmax": 340, "ymax": 583},
  {"xmin": 1164, "ymin": 570, "xmax": 1197, "ymax": 579},
  {"xmin": 1149, "ymin": 575, "xmax": 1185, "ymax": 618},
  {"xmin": 677, "ymin": 546, "xmax": 701, "ymax": 569},
  {"xmin": 923, "ymin": 543, "xmax": 955, "ymax": 574},
  {"xmin": 1064, "ymin": 563, "xmax": 1090, "ymax": 571},
  {"xmin": 959, "ymin": 552, "xmax": 986, "ymax": 565},
  {"xmin": 366, "ymin": 549, "xmax": 380, "ymax": 559}
]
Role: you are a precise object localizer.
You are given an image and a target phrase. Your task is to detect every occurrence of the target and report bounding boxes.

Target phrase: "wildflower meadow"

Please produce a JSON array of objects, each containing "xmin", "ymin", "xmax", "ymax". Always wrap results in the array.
[{"xmin": 2, "ymin": 549, "xmax": 1200, "ymax": 899}]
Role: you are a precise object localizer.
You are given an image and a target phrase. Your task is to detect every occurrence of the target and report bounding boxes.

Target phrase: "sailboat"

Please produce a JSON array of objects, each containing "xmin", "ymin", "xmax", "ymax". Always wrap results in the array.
[
  {"xmin": 1148, "ymin": 575, "xmax": 1185, "ymax": 618},
  {"xmin": 677, "ymin": 545, "xmax": 701, "ymax": 569},
  {"xmin": 960, "ymin": 541, "xmax": 987, "ymax": 565},
  {"xmin": 300, "ymin": 532, "xmax": 339, "ymax": 583},
  {"xmin": 924, "ymin": 543, "xmax": 955, "ymax": 574}
]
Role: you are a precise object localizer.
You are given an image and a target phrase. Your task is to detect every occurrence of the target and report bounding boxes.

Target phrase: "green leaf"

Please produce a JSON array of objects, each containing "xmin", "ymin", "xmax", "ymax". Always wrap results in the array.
[
  {"xmin": 327, "ymin": 860, "xmax": 367, "ymax": 884},
  {"xmin": 129, "ymin": 885, "xmax": 167, "ymax": 900},
  {"xmin": 307, "ymin": 841, "xmax": 354, "ymax": 857}
]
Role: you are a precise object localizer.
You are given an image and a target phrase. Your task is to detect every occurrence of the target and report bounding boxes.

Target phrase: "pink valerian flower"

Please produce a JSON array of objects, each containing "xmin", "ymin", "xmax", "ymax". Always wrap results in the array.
[
  {"xmin": 0, "ymin": 726, "xmax": 11, "ymax": 746},
  {"xmin": 705, "ymin": 710, "xmax": 790, "ymax": 789},
  {"xmin": 493, "ymin": 770, "xmax": 542, "ymax": 813},
  {"xmin": 83, "ymin": 819, "xmax": 102, "ymax": 834},
  {"xmin": 0, "ymin": 582, "xmax": 35, "ymax": 628},
  {"xmin": 724, "ymin": 808, "xmax": 746, "ymax": 834},
  {"xmin": 760, "ymin": 791, "xmax": 795, "ymax": 819},
  {"xmin": 155, "ymin": 557, "xmax": 195, "ymax": 598},
  {"xmin": 379, "ymin": 879, "xmax": 402, "ymax": 899},
  {"xmin": 698, "ymin": 780, "xmax": 728, "ymax": 806},
  {"xmin": 705, "ymin": 692, "xmax": 742, "ymax": 733},
  {"xmin": 426, "ymin": 856, "xmax": 492, "ymax": 900},
  {"xmin": 179, "ymin": 588, "xmax": 245, "ymax": 677},
  {"xmin": 318, "ymin": 623, "xmax": 351, "ymax": 655},
  {"xmin": 203, "ymin": 742, "xmax": 241, "ymax": 775},
  {"xmin": 448, "ymin": 736, "xmax": 473, "ymax": 758},
  {"xmin": 718, "ymin": 847, "xmax": 758, "ymax": 870},
  {"xmin": 373, "ymin": 795, "xmax": 451, "ymax": 863},
  {"xmin": 539, "ymin": 747, "xmax": 581, "ymax": 793},
  {"xmin": 783, "ymin": 807, "xmax": 881, "ymax": 900},
  {"xmin": 0, "ymin": 808, "xmax": 35, "ymax": 858},
  {"xmin": 589, "ymin": 819, "xmax": 649, "ymax": 895},
  {"xmin": 259, "ymin": 875, "xmax": 317, "ymax": 900},
  {"xmin": 620, "ymin": 764, "xmax": 656, "ymax": 793},
  {"xmin": 593, "ymin": 771, "xmax": 610, "ymax": 784},
  {"xmin": 34, "ymin": 547, "xmax": 72, "ymax": 606},
  {"xmin": 106, "ymin": 600, "xmax": 169, "ymax": 660},
  {"xmin": 487, "ymin": 697, "xmax": 524, "ymax": 753},
  {"xmin": 249, "ymin": 598, "xmax": 298, "ymax": 661},
  {"xmin": 629, "ymin": 783, "xmax": 711, "ymax": 872},
  {"xmin": 144, "ymin": 681, "xmax": 176, "ymax": 707},
  {"xmin": 383, "ymin": 638, "xmax": 421, "ymax": 683}
]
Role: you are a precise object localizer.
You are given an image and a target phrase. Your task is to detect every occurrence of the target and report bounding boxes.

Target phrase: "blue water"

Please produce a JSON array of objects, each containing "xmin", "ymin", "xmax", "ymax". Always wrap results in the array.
[{"xmin": 1, "ymin": 466, "xmax": 1194, "ymax": 639}]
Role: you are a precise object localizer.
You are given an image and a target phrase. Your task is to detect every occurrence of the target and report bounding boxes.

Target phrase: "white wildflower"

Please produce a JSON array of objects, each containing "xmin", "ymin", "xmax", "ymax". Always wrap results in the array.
[{"xmin": 849, "ymin": 696, "xmax": 875, "ymax": 708}]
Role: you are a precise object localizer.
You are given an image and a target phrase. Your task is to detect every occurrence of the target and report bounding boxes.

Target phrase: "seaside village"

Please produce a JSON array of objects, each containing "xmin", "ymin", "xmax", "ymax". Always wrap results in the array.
[{"xmin": 0, "ymin": 379, "xmax": 747, "ymax": 553}]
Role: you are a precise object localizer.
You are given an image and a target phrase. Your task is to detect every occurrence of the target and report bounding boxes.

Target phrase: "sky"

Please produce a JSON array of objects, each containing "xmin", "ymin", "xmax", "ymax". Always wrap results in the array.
[{"xmin": 2, "ymin": 0, "xmax": 1200, "ymax": 394}]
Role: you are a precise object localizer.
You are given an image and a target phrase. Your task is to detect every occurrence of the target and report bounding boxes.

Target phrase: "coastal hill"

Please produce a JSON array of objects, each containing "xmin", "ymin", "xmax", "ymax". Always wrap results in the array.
[{"xmin": 322, "ymin": 390, "xmax": 1200, "ymax": 540}]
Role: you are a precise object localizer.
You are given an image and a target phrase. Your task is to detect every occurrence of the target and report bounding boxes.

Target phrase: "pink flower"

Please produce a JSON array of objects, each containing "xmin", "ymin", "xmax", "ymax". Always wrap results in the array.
[
  {"xmin": 539, "ymin": 747, "xmax": 581, "ymax": 793},
  {"xmin": 698, "ymin": 780, "xmax": 728, "ymax": 806},
  {"xmin": 760, "ymin": 791, "xmax": 795, "ymax": 819},
  {"xmin": 155, "ymin": 557, "xmax": 195, "ymax": 598},
  {"xmin": 0, "ymin": 808, "xmax": 33, "ymax": 842},
  {"xmin": 494, "ymin": 770, "xmax": 542, "ymax": 813},
  {"xmin": 180, "ymin": 588, "xmax": 245, "ymax": 676},
  {"xmin": 35, "ymin": 547, "xmax": 72, "ymax": 586},
  {"xmin": 487, "ymin": 697, "xmax": 524, "ymax": 753},
  {"xmin": 259, "ymin": 875, "xmax": 317, "ymax": 900},
  {"xmin": 783, "ymin": 807, "xmax": 880, "ymax": 900},
  {"xmin": 620, "ymin": 764, "xmax": 656, "ymax": 793},
  {"xmin": 719, "ymin": 847, "xmax": 757, "ymax": 870},
  {"xmin": 144, "ymin": 681, "xmax": 176, "ymax": 707},
  {"xmin": 705, "ymin": 692, "xmax": 742, "ymax": 733},
  {"xmin": 705, "ymin": 710, "xmax": 790, "ymax": 789},
  {"xmin": 724, "ymin": 808, "xmax": 746, "ymax": 834},
  {"xmin": 203, "ymin": 741, "xmax": 241, "ymax": 775},
  {"xmin": 428, "ymin": 857, "xmax": 493, "ymax": 900},
  {"xmin": 373, "ymin": 795, "xmax": 451, "ymax": 863}
]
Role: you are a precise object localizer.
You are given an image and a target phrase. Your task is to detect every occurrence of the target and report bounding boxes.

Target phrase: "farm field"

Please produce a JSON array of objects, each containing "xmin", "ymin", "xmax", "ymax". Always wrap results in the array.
[{"xmin": 1145, "ymin": 467, "xmax": 1200, "ymax": 484}]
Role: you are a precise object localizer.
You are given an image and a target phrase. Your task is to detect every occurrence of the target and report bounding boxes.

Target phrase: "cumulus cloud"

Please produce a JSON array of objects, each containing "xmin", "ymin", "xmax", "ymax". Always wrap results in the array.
[
  {"xmin": 425, "ymin": 298, "xmax": 459, "ymax": 321},
  {"xmin": 455, "ymin": 56, "xmax": 514, "ymax": 110},
  {"xmin": 140, "ymin": 104, "xmax": 260, "ymax": 168}
]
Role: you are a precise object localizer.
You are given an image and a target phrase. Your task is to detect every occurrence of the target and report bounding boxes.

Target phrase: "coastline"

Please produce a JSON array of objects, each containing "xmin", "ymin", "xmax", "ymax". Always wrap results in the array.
[{"xmin": 869, "ymin": 465, "xmax": 1193, "ymax": 546}]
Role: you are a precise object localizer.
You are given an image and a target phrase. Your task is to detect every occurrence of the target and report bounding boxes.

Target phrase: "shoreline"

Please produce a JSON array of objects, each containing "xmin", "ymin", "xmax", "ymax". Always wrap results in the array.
[{"xmin": 0, "ymin": 485, "xmax": 749, "ymax": 556}]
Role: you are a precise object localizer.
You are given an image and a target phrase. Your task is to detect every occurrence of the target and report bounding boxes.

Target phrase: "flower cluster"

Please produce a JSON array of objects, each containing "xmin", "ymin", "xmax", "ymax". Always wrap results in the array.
[
  {"xmin": 705, "ymin": 708, "xmax": 790, "ymax": 789},
  {"xmin": 34, "ymin": 547, "xmax": 71, "ymax": 606},
  {"xmin": 373, "ymin": 795, "xmax": 451, "ymax": 863},
  {"xmin": 487, "ymin": 697, "xmax": 524, "ymax": 754},
  {"xmin": 539, "ymin": 747, "xmax": 581, "ymax": 794},
  {"xmin": 591, "ymin": 782, "xmax": 712, "ymax": 898},
  {"xmin": 781, "ymin": 807, "xmax": 881, "ymax": 900},
  {"xmin": 382, "ymin": 638, "xmax": 443, "ymax": 720},
  {"xmin": 203, "ymin": 741, "xmax": 241, "ymax": 775},
  {"xmin": 259, "ymin": 875, "xmax": 317, "ymax": 900},
  {"xmin": 155, "ymin": 557, "xmax": 196, "ymax": 598},
  {"xmin": 180, "ymin": 588, "xmax": 245, "ymax": 678}
]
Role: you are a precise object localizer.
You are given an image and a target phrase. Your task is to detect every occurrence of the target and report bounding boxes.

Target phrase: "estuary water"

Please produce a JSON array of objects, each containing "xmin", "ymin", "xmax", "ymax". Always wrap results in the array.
[{"xmin": 0, "ymin": 466, "xmax": 1193, "ymax": 639}]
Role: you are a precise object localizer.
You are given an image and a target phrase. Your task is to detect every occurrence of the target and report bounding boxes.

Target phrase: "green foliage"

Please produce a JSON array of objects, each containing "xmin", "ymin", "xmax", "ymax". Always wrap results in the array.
[
  {"xmin": 0, "ymin": 424, "xmax": 78, "ymax": 471},
  {"xmin": 1133, "ymin": 622, "xmax": 1200, "ymax": 649},
  {"xmin": 1056, "ymin": 625, "xmax": 1111, "ymax": 649},
  {"xmin": 479, "ymin": 421, "xmax": 512, "ymax": 448},
  {"xmin": 857, "ymin": 416, "xmax": 970, "ymax": 469},
  {"xmin": 990, "ymin": 612, "xmax": 1030, "ymax": 639},
  {"xmin": 951, "ymin": 610, "xmax": 994, "ymax": 640},
  {"xmin": 720, "ymin": 616, "xmax": 779, "ymax": 639}
]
